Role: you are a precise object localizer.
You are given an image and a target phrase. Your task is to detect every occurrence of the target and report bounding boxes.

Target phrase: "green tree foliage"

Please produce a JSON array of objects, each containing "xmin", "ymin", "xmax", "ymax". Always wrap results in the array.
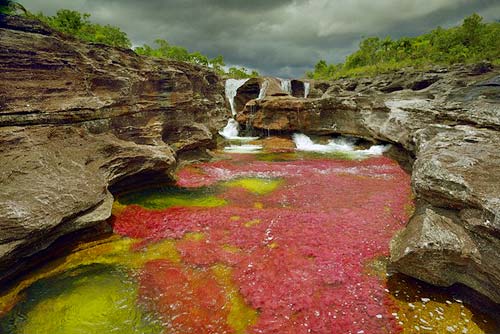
[
  {"xmin": 10, "ymin": 5, "xmax": 256, "ymax": 78},
  {"xmin": 31, "ymin": 9, "xmax": 131, "ymax": 48},
  {"xmin": 226, "ymin": 67, "xmax": 259, "ymax": 79},
  {"xmin": 307, "ymin": 13, "xmax": 500, "ymax": 79},
  {"xmin": 0, "ymin": 0, "xmax": 26, "ymax": 15},
  {"xmin": 135, "ymin": 40, "xmax": 259, "ymax": 78}
]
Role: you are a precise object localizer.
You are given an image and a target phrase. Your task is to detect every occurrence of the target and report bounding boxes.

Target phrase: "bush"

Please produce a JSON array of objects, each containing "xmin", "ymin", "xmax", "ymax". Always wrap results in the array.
[
  {"xmin": 31, "ymin": 9, "xmax": 131, "ymax": 48},
  {"xmin": 307, "ymin": 13, "xmax": 500, "ymax": 79}
]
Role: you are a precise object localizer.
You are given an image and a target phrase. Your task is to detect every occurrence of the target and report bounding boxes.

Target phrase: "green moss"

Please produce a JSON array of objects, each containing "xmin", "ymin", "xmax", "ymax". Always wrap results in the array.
[
  {"xmin": 0, "ymin": 265, "xmax": 163, "ymax": 334},
  {"xmin": 223, "ymin": 177, "xmax": 283, "ymax": 195},
  {"xmin": 117, "ymin": 185, "xmax": 226, "ymax": 209},
  {"xmin": 212, "ymin": 264, "xmax": 258, "ymax": 333}
]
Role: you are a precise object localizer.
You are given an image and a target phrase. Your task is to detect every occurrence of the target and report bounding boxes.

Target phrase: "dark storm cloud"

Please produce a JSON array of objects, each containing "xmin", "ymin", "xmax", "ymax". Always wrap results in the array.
[{"xmin": 21, "ymin": 0, "xmax": 500, "ymax": 77}]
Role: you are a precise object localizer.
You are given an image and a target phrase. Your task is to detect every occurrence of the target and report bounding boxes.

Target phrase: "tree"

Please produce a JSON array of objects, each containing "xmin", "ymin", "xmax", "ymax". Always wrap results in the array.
[
  {"xmin": 461, "ymin": 13, "xmax": 484, "ymax": 47},
  {"xmin": 189, "ymin": 52, "xmax": 209, "ymax": 66},
  {"xmin": 306, "ymin": 13, "xmax": 500, "ymax": 79},
  {"xmin": 32, "ymin": 9, "xmax": 131, "ymax": 48},
  {"xmin": 226, "ymin": 67, "xmax": 259, "ymax": 79},
  {"xmin": 209, "ymin": 55, "xmax": 225, "ymax": 74},
  {"xmin": 0, "ymin": 0, "xmax": 26, "ymax": 15}
]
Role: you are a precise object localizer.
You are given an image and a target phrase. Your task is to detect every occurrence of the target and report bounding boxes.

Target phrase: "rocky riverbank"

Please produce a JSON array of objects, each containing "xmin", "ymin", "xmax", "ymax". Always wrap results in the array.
[
  {"xmin": 236, "ymin": 64, "xmax": 500, "ymax": 303},
  {"xmin": 0, "ymin": 14, "xmax": 498, "ymax": 305},
  {"xmin": 0, "ymin": 15, "xmax": 228, "ymax": 282}
]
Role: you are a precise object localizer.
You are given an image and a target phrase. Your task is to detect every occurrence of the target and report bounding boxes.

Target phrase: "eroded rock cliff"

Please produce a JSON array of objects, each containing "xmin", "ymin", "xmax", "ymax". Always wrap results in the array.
[
  {"xmin": 0, "ymin": 15, "xmax": 228, "ymax": 282},
  {"xmin": 237, "ymin": 64, "xmax": 500, "ymax": 303}
]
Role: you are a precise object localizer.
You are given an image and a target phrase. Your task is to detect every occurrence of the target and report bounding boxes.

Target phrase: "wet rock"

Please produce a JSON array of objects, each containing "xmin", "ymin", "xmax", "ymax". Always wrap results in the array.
[
  {"xmin": 0, "ymin": 15, "xmax": 227, "ymax": 282},
  {"xmin": 236, "ymin": 63, "xmax": 500, "ymax": 302},
  {"xmin": 290, "ymin": 79, "xmax": 306, "ymax": 97}
]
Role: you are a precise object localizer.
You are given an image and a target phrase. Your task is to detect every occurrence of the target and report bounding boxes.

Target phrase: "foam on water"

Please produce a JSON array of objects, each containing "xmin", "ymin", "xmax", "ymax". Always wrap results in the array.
[
  {"xmin": 223, "ymin": 144, "xmax": 263, "ymax": 153},
  {"xmin": 292, "ymin": 133, "xmax": 390, "ymax": 156},
  {"xmin": 219, "ymin": 119, "xmax": 259, "ymax": 141}
]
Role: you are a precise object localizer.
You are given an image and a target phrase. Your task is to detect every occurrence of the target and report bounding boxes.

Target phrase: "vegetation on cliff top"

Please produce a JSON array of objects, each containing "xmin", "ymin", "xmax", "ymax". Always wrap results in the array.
[
  {"xmin": 31, "ymin": 9, "xmax": 131, "ymax": 48},
  {"xmin": 21, "ymin": 8, "xmax": 258, "ymax": 78},
  {"xmin": 135, "ymin": 40, "xmax": 259, "ymax": 78},
  {"xmin": 307, "ymin": 14, "xmax": 500, "ymax": 79}
]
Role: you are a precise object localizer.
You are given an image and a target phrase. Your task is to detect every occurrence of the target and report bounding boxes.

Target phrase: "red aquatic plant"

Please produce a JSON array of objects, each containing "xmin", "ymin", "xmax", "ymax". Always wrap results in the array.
[
  {"xmin": 115, "ymin": 156, "xmax": 412, "ymax": 333},
  {"xmin": 139, "ymin": 260, "xmax": 232, "ymax": 334}
]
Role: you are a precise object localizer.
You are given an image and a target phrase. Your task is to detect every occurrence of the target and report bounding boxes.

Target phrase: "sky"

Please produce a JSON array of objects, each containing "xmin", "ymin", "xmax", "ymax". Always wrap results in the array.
[{"xmin": 21, "ymin": 0, "xmax": 500, "ymax": 78}]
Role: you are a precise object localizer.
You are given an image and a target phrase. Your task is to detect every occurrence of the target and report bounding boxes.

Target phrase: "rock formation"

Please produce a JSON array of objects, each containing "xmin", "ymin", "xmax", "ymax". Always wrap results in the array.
[
  {"xmin": 0, "ymin": 15, "xmax": 228, "ymax": 282},
  {"xmin": 1, "ymin": 13, "xmax": 499, "ymax": 306},
  {"xmin": 236, "ymin": 64, "xmax": 500, "ymax": 303}
]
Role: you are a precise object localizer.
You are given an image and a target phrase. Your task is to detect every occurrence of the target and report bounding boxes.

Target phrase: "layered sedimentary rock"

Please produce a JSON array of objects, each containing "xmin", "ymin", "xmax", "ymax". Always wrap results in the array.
[
  {"xmin": 0, "ymin": 15, "xmax": 228, "ymax": 282},
  {"xmin": 236, "ymin": 64, "xmax": 500, "ymax": 302}
]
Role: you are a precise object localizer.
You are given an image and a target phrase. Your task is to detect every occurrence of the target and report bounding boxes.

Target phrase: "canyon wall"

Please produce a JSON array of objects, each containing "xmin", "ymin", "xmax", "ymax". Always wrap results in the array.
[{"xmin": 0, "ymin": 15, "xmax": 229, "ymax": 282}]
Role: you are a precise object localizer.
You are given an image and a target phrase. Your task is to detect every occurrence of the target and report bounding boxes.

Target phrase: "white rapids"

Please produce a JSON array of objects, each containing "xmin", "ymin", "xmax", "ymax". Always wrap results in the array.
[
  {"xmin": 292, "ymin": 133, "xmax": 390, "ymax": 157},
  {"xmin": 219, "ymin": 119, "xmax": 258, "ymax": 141}
]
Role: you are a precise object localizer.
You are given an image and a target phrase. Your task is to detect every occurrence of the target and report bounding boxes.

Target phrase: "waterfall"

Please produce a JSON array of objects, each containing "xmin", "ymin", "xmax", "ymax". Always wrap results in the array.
[
  {"xmin": 280, "ymin": 79, "xmax": 292, "ymax": 94},
  {"xmin": 225, "ymin": 78, "xmax": 249, "ymax": 116},
  {"xmin": 292, "ymin": 133, "xmax": 390, "ymax": 156},
  {"xmin": 304, "ymin": 82, "xmax": 310, "ymax": 98},
  {"xmin": 219, "ymin": 118, "xmax": 240, "ymax": 139},
  {"xmin": 219, "ymin": 78, "xmax": 259, "ymax": 142},
  {"xmin": 257, "ymin": 80, "xmax": 269, "ymax": 100}
]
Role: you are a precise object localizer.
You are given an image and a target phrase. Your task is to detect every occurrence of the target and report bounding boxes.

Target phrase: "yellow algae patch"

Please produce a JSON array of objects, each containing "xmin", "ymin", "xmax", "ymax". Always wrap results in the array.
[
  {"xmin": 133, "ymin": 239, "xmax": 181, "ymax": 264},
  {"xmin": 112, "ymin": 201, "xmax": 128, "ymax": 216},
  {"xmin": 230, "ymin": 216, "xmax": 241, "ymax": 221},
  {"xmin": 404, "ymin": 201, "xmax": 416, "ymax": 218},
  {"xmin": 254, "ymin": 202, "xmax": 264, "ymax": 209},
  {"xmin": 117, "ymin": 186, "xmax": 226, "ymax": 210},
  {"xmin": 387, "ymin": 275, "xmax": 497, "ymax": 334},
  {"xmin": 223, "ymin": 177, "xmax": 282, "ymax": 195},
  {"xmin": 0, "ymin": 265, "xmax": 162, "ymax": 334},
  {"xmin": 183, "ymin": 232, "xmax": 206, "ymax": 241},
  {"xmin": 267, "ymin": 242, "xmax": 279, "ymax": 249},
  {"xmin": 222, "ymin": 245, "xmax": 242, "ymax": 254},
  {"xmin": 0, "ymin": 236, "xmax": 180, "ymax": 316},
  {"xmin": 244, "ymin": 219, "xmax": 262, "ymax": 228},
  {"xmin": 212, "ymin": 264, "xmax": 258, "ymax": 334}
]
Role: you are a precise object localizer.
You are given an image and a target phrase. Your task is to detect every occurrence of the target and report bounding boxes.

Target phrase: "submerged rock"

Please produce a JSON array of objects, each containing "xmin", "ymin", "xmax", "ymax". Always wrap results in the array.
[{"xmin": 0, "ymin": 15, "xmax": 227, "ymax": 282}]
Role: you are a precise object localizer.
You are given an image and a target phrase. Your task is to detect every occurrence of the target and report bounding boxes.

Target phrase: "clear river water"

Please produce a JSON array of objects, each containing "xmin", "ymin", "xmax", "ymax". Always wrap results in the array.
[{"xmin": 0, "ymin": 136, "xmax": 498, "ymax": 334}]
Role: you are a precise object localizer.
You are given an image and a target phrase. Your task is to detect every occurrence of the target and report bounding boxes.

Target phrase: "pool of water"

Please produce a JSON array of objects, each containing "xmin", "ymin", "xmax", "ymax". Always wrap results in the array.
[{"xmin": 1, "ymin": 137, "xmax": 498, "ymax": 334}]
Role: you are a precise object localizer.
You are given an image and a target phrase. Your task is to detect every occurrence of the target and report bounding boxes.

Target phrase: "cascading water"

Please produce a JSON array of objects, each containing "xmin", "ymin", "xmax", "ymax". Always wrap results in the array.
[
  {"xmin": 292, "ymin": 133, "xmax": 390, "ymax": 156},
  {"xmin": 2, "ymin": 137, "xmax": 497, "ymax": 334},
  {"xmin": 280, "ymin": 79, "xmax": 292, "ymax": 94},
  {"xmin": 225, "ymin": 78, "xmax": 248, "ymax": 116},
  {"xmin": 304, "ymin": 82, "xmax": 310, "ymax": 98},
  {"xmin": 218, "ymin": 119, "xmax": 240, "ymax": 139},
  {"xmin": 219, "ymin": 78, "xmax": 260, "ymax": 145},
  {"xmin": 257, "ymin": 80, "xmax": 269, "ymax": 100}
]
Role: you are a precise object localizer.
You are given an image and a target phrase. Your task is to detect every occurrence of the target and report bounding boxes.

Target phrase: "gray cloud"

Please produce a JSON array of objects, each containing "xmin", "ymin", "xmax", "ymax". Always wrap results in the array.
[{"xmin": 21, "ymin": 0, "xmax": 500, "ymax": 77}]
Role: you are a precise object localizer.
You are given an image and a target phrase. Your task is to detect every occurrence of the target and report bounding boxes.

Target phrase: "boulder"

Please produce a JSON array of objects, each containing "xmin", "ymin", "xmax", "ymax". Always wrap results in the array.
[
  {"xmin": 0, "ymin": 15, "xmax": 228, "ymax": 282},
  {"xmin": 391, "ymin": 125, "xmax": 500, "ymax": 302}
]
